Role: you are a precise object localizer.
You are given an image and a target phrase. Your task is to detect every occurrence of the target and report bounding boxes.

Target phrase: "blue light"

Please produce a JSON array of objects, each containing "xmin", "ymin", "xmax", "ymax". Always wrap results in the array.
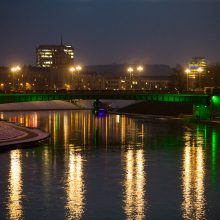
[
  {"xmin": 97, "ymin": 109, "xmax": 106, "ymax": 117},
  {"xmin": 92, "ymin": 108, "xmax": 107, "ymax": 117},
  {"xmin": 190, "ymin": 65, "xmax": 199, "ymax": 69}
]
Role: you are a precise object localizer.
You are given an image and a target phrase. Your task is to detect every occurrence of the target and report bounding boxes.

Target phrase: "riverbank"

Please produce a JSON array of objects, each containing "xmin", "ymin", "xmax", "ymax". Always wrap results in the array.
[
  {"xmin": 0, "ymin": 121, "xmax": 50, "ymax": 148},
  {"xmin": 117, "ymin": 101, "xmax": 193, "ymax": 116},
  {"xmin": 115, "ymin": 101, "xmax": 220, "ymax": 125}
]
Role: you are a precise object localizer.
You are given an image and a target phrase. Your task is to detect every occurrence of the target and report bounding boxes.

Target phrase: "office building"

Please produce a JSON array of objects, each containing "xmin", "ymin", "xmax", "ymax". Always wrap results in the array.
[
  {"xmin": 188, "ymin": 57, "xmax": 207, "ymax": 72},
  {"xmin": 36, "ymin": 43, "xmax": 74, "ymax": 67},
  {"xmin": 186, "ymin": 57, "xmax": 207, "ymax": 90}
]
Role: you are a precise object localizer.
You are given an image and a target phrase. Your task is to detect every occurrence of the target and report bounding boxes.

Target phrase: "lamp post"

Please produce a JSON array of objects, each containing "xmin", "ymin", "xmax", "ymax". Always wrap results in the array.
[
  {"xmin": 76, "ymin": 65, "xmax": 82, "ymax": 90},
  {"xmin": 127, "ymin": 67, "xmax": 134, "ymax": 89},
  {"xmin": 0, "ymin": 83, "xmax": 4, "ymax": 91},
  {"xmin": 197, "ymin": 67, "xmax": 203, "ymax": 90},
  {"xmin": 137, "ymin": 65, "xmax": 144, "ymax": 90},
  {"xmin": 185, "ymin": 68, "xmax": 191, "ymax": 91},
  {"xmin": 69, "ymin": 66, "xmax": 75, "ymax": 90},
  {"xmin": 10, "ymin": 66, "xmax": 21, "ymax": 91},
  {"xmin": 137, "ymin": 65, "xmax": 144, "ymax": 72}
]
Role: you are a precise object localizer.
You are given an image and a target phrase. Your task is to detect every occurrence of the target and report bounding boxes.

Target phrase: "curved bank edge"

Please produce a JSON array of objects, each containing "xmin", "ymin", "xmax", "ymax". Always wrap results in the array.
[{"xmin": 0, "ymin": 122, "xmax": 50, "ymax": 148}]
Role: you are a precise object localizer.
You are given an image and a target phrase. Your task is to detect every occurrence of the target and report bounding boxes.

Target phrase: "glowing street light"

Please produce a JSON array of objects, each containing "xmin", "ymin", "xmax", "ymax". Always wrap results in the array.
[
  {"xmin": 76, "ymin": 65, "xmax": 82, "ymax": 89},
  {"xmin": 69, "ymin": 65, "xmax": 83, "ymax": 90},
  {"xmin": 11, "ymin": 66, "xmax": 21, "ymax": 72},
  {"xmin": 197, "ymin": 67, "xmax": 203, "ymax": 73},
  {"xmin": 197, "ymin": 67, "xmax": 204, "ymax": 89},
  {"xmin": 76, "ymin": 65, "xmax": 82, "ymax": 71},
  {"xmin": 127, "ymin": 67, "xmax": 134, "ymax": 74},
  {"xmin": 69, "ymin": 66, "xmax": 75, "ymax": 89},
  {"xmin": 25, "ymin": 82, "xmax": 32, "ymax": 90},
  {"xmin": 185, "ymin": 68, "xmax": 191, "ymax": 74},
  {"xmin": 0, "ymin": 83, "xmax": 4, "ymax": 91},
  {"xmin": 137, "ymin": 66, "xmax": 144, "ymax": 72},
  {"xmin": 185, "ymin": 68, "xmax": 191, "ymax": 91},
  {"xmin": 69, "ymin": 67, "xmax": 76, "ymax": 73},
  {"xmin": 127, "ymin": 67, "xmax": 134, "ymax": 89},
  {"xmin": 10, "ymin": 65, "xmax": 21, "ymax": 91}
]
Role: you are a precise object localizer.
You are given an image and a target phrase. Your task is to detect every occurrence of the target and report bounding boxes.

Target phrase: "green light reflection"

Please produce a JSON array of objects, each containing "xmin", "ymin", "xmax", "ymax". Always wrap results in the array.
[{"xmin": 211, "ymin": 129, "xmax": 218, "ymax": 188}]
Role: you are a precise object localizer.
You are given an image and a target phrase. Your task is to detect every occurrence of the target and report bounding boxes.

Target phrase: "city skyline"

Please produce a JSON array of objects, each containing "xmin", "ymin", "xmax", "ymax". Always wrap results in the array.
[{"xmin": 0, "ymin": 0, "xmax": 220, "ymax": 66}]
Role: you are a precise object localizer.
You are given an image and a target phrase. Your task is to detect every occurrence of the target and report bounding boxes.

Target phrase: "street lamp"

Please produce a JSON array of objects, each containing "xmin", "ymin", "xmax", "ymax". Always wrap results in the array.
[
  {"xmin": 10, "ymin": 65, "xmax": 21, "ymax": 91},
  {"xmin": 185, "ymin": 68, "xmax": 191, "ymax": 91},
  {"xmin": 76, "ymin": 65, "xmax": 82, "ymax": 71},
  {"xmin": 137, "ymin": 65, "xmax": 144, "ymax": 72},
  {"xmin": 76, "ymin": 65, "xmax": 82, "ymax": 89},
  {"xmin": 127, "ymin": 67, "xmax": 134, "ymax": 74},
  {"xmin": 69, "ymin": 66, "xmax": 75, "ymax": 90},
  {"xmin": 197, "ymin": 67, "xmax": 203, "ymax": 73},
  {"xmin": 0, "ymin": 83, "xmax": 4, "ymax": 91},
  {"xmin": 197, "ymin": 67, "xmax": 203, "ymax": 90},
  {"xmin": 127, "ymin": 67, "xmax": 134, "ymax": 89},
  {"xmin": 136, "ymin": 66, "xmax": 144, "ymax": 89}
]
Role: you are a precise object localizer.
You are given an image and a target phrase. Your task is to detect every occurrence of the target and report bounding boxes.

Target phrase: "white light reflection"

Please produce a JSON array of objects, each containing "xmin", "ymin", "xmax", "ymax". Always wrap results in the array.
[
  {"xmin": 8, "ymin": 150, "xmax": 23, "ymax": 220},
  {"xmin": 124, "ymin": 149, "xmax": 146, "ymax": 219},
  {"xmin": 182, "ymin": 130, "xmax": 206, "ymax": 220},
  {"xmin": 65, "ymin": 150, "xmax": 85, "ymax": 220},
  {"xmin": 116, "ymin": 114, "xmax": 120, "ymax": 124},
  {"xmin": 83, "ymin": 115, "xmax": 86, "ymax": 147},
  {"xmin": 105, "ymin": 118, "xmax": 108, "ymax": 147},
  {"xmin": 121, "ymin": 116, "xmax": 126, "ymax": 145},
  {"xmin": 63, "ymin": 113, "xmax": 69, "ymax": 146}
]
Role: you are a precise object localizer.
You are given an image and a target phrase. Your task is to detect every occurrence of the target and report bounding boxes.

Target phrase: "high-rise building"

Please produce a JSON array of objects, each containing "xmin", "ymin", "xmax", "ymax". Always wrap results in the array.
[
  {"xmin": 188, "ymin": 57, "xmax": 207, "ymax": 72},
  {"xmin": 36, "ymin": 43, "xmax": 74, "ymax": 67},
  {"xmin": 185, "ymin": 57, "xmax": 207, "ymax": 90}
]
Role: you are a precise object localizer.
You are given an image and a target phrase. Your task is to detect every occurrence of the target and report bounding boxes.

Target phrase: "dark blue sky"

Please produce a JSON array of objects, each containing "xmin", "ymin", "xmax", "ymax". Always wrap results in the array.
[{"xmin": 0, "ymin": 0, "xmax": 220, "ymax": 66}]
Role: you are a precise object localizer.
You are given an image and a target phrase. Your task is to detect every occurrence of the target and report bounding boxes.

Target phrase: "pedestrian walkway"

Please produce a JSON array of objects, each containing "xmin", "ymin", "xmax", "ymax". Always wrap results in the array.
[{"xmin": 0, "ymin": 121, "xmax": 49, "ymax": 147}]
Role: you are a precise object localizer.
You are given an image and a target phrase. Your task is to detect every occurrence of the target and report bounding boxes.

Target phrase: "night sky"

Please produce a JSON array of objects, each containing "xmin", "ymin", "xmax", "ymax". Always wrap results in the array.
[{"xmin": 0, "ymin": 0, "xmax": 220, "ymax": 67}]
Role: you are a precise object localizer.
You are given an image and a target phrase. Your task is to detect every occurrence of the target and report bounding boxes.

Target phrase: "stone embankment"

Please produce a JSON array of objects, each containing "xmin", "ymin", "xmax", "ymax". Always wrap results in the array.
[{"xmin": 0, "ymin": 121, "xmax": 49, "ymax": 148}]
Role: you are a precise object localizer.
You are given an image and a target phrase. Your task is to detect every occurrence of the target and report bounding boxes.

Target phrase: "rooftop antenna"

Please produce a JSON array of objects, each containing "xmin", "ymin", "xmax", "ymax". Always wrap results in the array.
[{"xmin": 60, "ymin": 34, "xmax": 63, "ymax": 46}]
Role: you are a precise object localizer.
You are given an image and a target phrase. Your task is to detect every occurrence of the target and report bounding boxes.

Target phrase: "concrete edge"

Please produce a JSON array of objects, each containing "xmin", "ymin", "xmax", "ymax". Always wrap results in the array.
[{"xmin": 0, "ymin": 122, "xmax": 50, "ymax": 147}]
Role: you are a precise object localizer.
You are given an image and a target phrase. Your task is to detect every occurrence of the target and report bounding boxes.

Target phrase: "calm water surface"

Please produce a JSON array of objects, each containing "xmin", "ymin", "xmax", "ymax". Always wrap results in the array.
[{"xmin": 0, "ymin": 110, "xmax": 219, "ymax": 220}]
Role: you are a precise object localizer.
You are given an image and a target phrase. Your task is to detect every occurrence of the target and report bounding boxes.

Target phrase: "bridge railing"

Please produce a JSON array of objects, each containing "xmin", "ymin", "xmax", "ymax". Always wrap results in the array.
[
  {"xmin": 0, "ymin": 90, "xmax": 210, "ymax": 106},
  {"xmin": 0, "ymin": 89, "xmax": 207, "ymax": 95}
]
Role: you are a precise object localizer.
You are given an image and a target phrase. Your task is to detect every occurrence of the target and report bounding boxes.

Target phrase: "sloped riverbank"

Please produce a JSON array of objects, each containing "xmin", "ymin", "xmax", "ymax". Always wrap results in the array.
[
  {"xmin": 117, "ymin": 101, "xmax": 193, "ymax": 116},
  {"xmin": 0, "ymin": 121, "xmax": 49, "ymax": 148}
]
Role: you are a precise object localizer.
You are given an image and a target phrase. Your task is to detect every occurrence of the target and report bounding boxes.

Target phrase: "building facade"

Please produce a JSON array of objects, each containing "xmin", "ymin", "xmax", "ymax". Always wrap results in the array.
[
  {"xmin": 186, "ymin": 57, "xmax": 207, "ymax": 90},
  {"xmin": 36, "ymin": 44, "xmax": 74, "ymax": 68},
  {"xmin": 188, "ymin": 57, "xmax": 207, "ymax": 72}
]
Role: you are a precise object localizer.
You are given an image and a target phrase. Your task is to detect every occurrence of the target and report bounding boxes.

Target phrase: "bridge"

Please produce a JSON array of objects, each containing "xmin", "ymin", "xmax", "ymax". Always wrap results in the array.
[{"xmin": 0, "ymin": 90, "xmax": 219, "ymax": 120}]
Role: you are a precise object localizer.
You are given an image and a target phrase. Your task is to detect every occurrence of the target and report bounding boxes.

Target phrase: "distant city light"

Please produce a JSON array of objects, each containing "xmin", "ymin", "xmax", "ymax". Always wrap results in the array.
[
  {"xmin": 76, "ymin": 65, "xmax": 82, "ymax": 71},
  {"xmin": 69, "ymin": 67, "xmax": 75, "ymax": 72},
  {"xmin": 127, "ymin": 67, "xmax": 134, "ymax": 73},
  {"xmin": 197, "ymin": 67, "xmax": 203, "ymax": 73},
  {"xmin": 185, "ymin": 68, "xmax": 191, "ymax": 74},
  {"xmin": 11, "ymin": 66, "xmax": 21, "ymax": 72},
  {"xmin": 137, "ymin": 66, "xmax": 144, "ymax": 71}
]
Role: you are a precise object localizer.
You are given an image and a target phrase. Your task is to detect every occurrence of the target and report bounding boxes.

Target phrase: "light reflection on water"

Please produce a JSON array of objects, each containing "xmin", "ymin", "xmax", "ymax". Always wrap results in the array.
[
  {"xmin": 0, "ymin": 111, "xmax": 219, "ymax": 219},
  {"xmin": 65, "ymin": 148, "xmax": 85, "ymax": 220},
  {"xmin": 8, "ymin": 150, "xmax": 23, "ymax": 220},
  {"xmin": 182, "ymin": 128, "xmax": 206, "ymax": 220},
  {"xmin": 124, "ymin": 149, "xmax": 146, "ymax": 219}
]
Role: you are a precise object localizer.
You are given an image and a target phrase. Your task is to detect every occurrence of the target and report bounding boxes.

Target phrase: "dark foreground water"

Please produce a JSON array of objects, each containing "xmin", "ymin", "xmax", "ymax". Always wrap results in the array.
[{"xmin": 0, "ymin": 110, "xmax": 219, "ymax": 220}]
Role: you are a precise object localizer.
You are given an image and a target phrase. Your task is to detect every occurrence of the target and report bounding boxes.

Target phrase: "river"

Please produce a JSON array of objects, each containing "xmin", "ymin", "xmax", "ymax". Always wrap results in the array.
[{"xmin": 0, "ymin": 110, "xmax": 219, "ymax": 220}]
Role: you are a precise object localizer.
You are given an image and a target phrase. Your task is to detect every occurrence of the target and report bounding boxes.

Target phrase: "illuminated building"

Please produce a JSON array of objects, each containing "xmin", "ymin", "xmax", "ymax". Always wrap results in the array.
[
  {"xmin": 185, "ymin": 57, "xmax": 207, "ymax": 90},
  {"xmin": 36, "ymin": 43, "xmax": 74, "ymax": 68},
  {"xmin": 188, "ymin": 57, "xmax": 207, "ymax": 72}
]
